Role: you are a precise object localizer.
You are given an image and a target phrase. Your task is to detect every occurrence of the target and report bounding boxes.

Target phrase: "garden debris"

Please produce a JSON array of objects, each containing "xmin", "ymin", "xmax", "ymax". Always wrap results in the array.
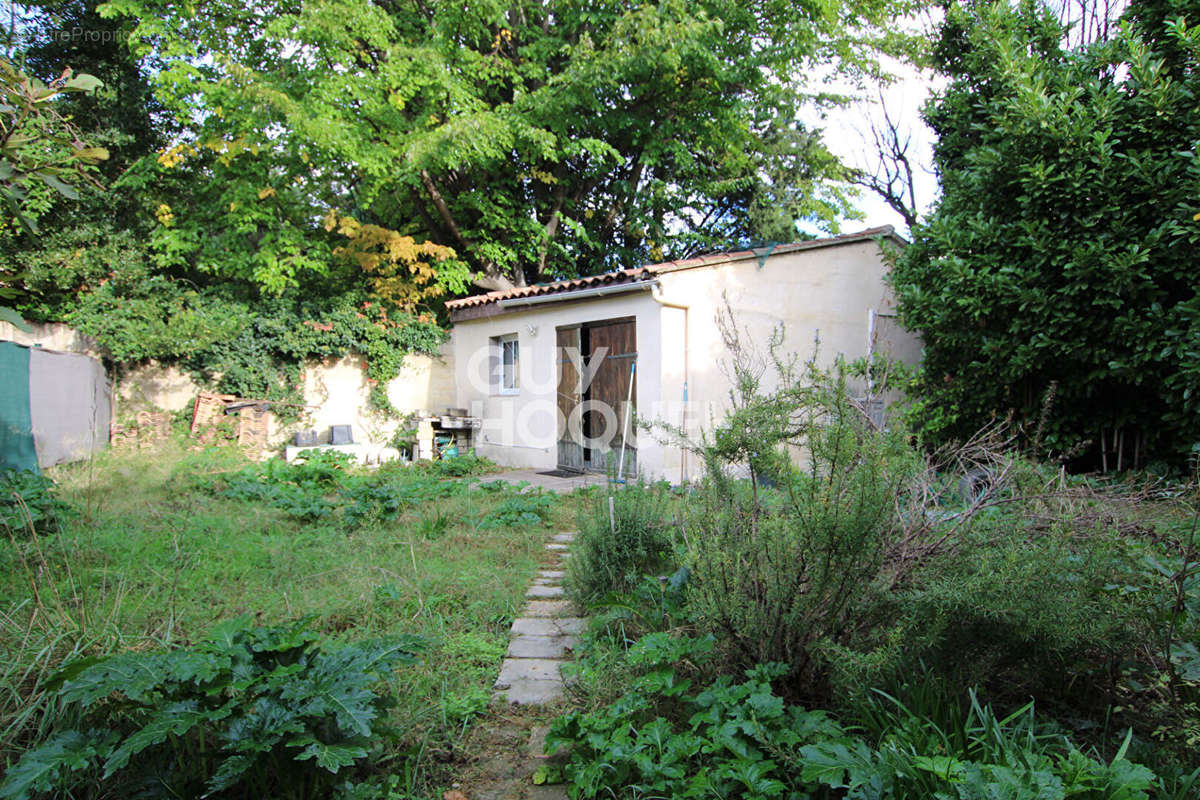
[
  {"xmin": 189, "ymin": 390, "xmax": 274, "ymax": 459},
  {"xmin": 110, "ymin": 410, "xmax": 171, "ymax": 450}
]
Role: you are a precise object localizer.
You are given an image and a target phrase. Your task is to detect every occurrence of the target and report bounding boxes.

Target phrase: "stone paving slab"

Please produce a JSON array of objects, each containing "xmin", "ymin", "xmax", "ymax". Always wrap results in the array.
[
  {"xmin": 495, "ymin": 658, "xmax": 564, "ymax": 686},
  {"xmin": 527, "ymin": 725, "xmax": 552, "ymax": 758},
  {"xmin": 523, "ymin": 599, "xmax": 575, "ymax": 617},
  {"xmin": 525, "ymin": 585, "xmax": 565, "ymax": 599},
  {"xmin": 495, "ymin": 678, "xmax": 565, "ymax": 705},
  {"xmin": 492, "ymin": 530, "xmax": 582, "ymax": 713},
  {"xmin": 507, "ymin": 635, "xmax": 577, "ymax": 658},
  {"xmin": 511, "ymin": 617, "xmax": 586, "ymax": 636}
]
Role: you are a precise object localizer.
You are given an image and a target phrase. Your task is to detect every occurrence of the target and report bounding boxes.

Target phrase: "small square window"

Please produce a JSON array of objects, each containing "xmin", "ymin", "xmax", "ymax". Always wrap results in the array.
[{"xmin": 494, "ymin": 334, "xmax": 519, "ymax": 394}]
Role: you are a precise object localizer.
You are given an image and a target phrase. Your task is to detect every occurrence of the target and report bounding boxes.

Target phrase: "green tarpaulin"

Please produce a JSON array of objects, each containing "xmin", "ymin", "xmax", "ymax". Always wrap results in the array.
[{"xmin": 0, "ymin": 341, "xmax": 38, "ymax": 472}]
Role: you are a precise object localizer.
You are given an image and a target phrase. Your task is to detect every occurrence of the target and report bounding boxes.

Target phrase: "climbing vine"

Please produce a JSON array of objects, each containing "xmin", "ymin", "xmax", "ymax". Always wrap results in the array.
[{"xmin": 68, "ymin": 286, "xmax": 446, "ymax": 412}]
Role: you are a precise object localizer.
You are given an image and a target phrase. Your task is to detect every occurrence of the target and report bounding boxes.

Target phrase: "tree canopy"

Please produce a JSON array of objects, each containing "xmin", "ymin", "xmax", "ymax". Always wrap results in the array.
[
  {"xmin": 892, "ymin": 0, "xmax": 1200, "ymax": 467},
  {"xmin": 99, "ymin": 0, "xmax": 911, "ymax": 292},
  {"xmin": 0, "ymin": 0, "xmax": 917, "ymax": 407}
]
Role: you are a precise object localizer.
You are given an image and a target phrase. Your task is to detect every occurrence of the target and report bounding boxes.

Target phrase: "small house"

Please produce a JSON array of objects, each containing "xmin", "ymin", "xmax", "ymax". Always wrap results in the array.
[{"xmin": 445, "ymin": 226, "xmax": 922, "ymax": 483}]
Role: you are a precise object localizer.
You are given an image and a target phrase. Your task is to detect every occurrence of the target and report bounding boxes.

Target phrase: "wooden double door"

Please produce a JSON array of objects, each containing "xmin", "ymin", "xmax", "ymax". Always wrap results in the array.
[{"xmin": 556, "ymin": 318, "xmax": 637, "ymax": 474}]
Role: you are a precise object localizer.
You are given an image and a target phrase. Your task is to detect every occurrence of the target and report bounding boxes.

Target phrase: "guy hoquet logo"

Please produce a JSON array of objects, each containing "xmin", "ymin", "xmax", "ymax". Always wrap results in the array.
[{"xmin": 463, "ymin": 343, "xmax": 660, "ymax": 450}]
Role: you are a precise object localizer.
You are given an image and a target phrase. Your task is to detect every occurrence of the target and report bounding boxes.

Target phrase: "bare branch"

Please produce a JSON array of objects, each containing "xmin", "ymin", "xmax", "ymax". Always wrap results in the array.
[{"xmin": 851, "ymin": 91, "xmax": 920, "ymax": 229}]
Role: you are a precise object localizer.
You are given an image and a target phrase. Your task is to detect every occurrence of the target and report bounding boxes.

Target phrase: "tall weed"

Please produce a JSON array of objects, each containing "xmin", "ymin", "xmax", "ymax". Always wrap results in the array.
[
  {"xmin": 677, "ymin": 318, "xmax": 923, "ymax": 689},
  {"xmin": 664, "ymin": 311, "xmax": 1159, "ymax": 737},
  {"xmin": 567, "ymin": 480, "xmax": 674, "ymax": 606}
]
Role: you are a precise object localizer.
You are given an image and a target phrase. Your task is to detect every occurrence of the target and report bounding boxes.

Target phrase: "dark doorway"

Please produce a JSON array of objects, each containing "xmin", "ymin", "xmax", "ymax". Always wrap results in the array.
[{"xmin": 556, "ymin": 318, "xmax": 637, "ymax": 474}]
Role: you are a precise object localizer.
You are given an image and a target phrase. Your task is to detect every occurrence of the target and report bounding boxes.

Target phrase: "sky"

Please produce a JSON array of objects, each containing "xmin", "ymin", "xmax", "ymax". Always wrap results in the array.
[
  {"xmin": 798, "ymin": 17, "xmax": 946, "ymax": 240},
  {"xmin": 823, "ymin": 0, "xmax": 1127, "ymax": 239},
  {"xmin": 829, "ymin": 65, "xmax": 943, "ymax": 238}
]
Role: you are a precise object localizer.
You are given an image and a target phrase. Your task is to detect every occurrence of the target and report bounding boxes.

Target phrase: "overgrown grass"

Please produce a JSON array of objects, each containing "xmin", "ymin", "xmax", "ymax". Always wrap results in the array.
[
  {"xmin": 566, "ymin": 479, "xmax": 676, "ymax": 607},
  {"xmin": 0, "ymin": 441, "xmax": 571, "ymax": 796},
  {"xmin": 553, "ymin": 316, "xmax": 1200, "ymax": 793}
]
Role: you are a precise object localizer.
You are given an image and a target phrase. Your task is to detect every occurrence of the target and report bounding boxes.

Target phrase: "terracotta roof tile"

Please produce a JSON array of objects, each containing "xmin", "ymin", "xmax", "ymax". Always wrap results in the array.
[
  {"xmin": 444, "ymin": 266, "xmax": 657, "ymax": 309},
  {"xmin": 444, "ymin": 226, "xmax": 900, "ymax": 312}
]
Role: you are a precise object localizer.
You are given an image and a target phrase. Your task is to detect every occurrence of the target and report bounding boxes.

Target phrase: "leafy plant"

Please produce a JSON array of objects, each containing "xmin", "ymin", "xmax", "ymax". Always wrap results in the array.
[
  {"xmin": 549, "ymin": 633, "xmax": 1172, "ymax": 800},
  {"xmin": 567, "ymin": 480, "xmax": 675, "ymax": 607},
  {"xmin": 211, "ymin": 451, "xmax": 474, "ymax": 527},
  {"xmin": 0, "ymin": 58, "xmax": 108, "ymax": 236},
  {"xmin": 0, "ymin": 617, "xmax": 424, "ymax": 799},
  {"xmin": 0, "ymin": 470, "xmax": 72, "ymax": 537},
  {"xmin": 476, "ymin": 490, "xmax": 555, "ymax": 529},
  {"xmin": 419, "ymin": 452, "xmax": 493, "ymax": 479}
]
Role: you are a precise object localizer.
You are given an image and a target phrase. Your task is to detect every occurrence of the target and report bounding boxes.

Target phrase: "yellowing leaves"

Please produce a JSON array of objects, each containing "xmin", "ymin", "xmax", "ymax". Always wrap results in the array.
[
  {"xmin": 491, "ymin": 27, "xmax": 514, "ymax": 50},
  {"xmin": 156, "ymin": 137, "xmax": 257, "ymax": 169},
  {"xmin": 74, "ymin": 146, "xmax": 109, "ymax": 163},
  {"xmin": 155, "ymin": 203, "xmax": 175, "ymax": 227},
  {"xmin": 157, "ymin": 143, "xmax": 196, "ymax": 169},
  {"xmin": 258, "ymin": 186, "xmax": 276, "ymax": 200},
  {"xmin": 325, "ymin": 211, "xmax": 457, "ymax": 311}
]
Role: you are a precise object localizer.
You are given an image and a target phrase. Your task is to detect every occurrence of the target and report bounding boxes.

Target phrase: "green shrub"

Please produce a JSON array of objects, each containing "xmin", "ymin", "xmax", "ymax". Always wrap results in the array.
[
  {"xmin": 0, "ymin": 617, "xmax": 424, "ymax": 799},
  {"xmin": 549, "ymin": 633, "xmax": 1173, "ymax": 800},
  {"xmin": 567, "ymin": 480, "xmax": 674, "ymax": 607},
  {"xmin": 420, "ymin": 452, "xmax": 493, "ymax": 478},
  {"xmin": 0, "ymin": 470, "xmax": 71, "ymax": 537},
  {"xmin": 883, "ymin": 519, "xmax": 1148, "ymax": 706},
  {"xmin": 477, "ymin": 490, "xmax": 555, "ymax": 529},
  {"xmin": 679, "ymin": 329, "xmax": 922, "ymax": 688},
  {"xmin": 210, "ymin": 454, "xmax": 472, "ymax": 527}
]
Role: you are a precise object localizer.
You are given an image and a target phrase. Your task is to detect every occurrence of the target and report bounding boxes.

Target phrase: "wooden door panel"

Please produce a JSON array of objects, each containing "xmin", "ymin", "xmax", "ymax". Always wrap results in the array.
[
  {"xmin": 555, "ymin": 326, "xmax": 584, "ymax": 472},
  {"xmin": 585, "ymin": 319, "xmax": 636, "ymax": 474}
]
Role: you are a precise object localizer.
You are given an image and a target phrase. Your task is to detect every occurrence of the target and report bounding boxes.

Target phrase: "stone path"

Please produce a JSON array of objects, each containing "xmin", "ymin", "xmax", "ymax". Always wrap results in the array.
[
  {"xmin": 494, "ymin": 531, "xmax": 582, "ymax": 706},
  {"xmin": 455, "ymin": 532, "xmax": 581, "ymax": 799}
]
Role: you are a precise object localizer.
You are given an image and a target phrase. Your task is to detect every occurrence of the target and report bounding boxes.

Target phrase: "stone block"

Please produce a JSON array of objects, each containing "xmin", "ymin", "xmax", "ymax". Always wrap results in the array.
[
  {"xmin": 495, "ymin": 658, "xmax": 564, "ymax": 686},
  {"xmin": 495, "ymin": 679, "xmax": 564, "ymax": 705},
  {"xmin": 511, "ymin": 617, "xmax": 587, "ymax": 636},
  {"xmin": 523, "ymin": 600, "xmax": 575, "ymax": 617},
  {"xmin": 507, "ymin": 636, "xmax": 576, "ymax": 659}
]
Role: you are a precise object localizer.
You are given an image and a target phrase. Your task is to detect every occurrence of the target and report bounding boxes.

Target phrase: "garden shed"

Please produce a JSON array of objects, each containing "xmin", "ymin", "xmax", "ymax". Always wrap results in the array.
[{"xmin": 445, "ymin": 226, "xmax": 921, "ymax": 482}]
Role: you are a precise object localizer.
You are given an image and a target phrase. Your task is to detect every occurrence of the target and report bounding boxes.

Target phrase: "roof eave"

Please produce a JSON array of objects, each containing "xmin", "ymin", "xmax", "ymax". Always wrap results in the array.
[{"xmin": 448, "ymin": 280, "xmax": 657, "ymax": 323}]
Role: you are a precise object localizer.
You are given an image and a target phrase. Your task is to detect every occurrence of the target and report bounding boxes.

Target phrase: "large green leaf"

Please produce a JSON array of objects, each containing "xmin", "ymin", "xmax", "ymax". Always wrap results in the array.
[{"xmin": 0, "ymin": 306, "xmax": 33, "ymax": 332}]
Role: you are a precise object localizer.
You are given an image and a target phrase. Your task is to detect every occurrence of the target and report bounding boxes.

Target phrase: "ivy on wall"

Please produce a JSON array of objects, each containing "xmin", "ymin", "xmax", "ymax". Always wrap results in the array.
[{"xmin": 67, "ymin": 284, "xmax": 446, "ymax": 413}]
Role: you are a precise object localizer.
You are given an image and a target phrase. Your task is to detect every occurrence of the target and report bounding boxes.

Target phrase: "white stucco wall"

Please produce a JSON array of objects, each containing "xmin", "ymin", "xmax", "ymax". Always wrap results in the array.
[
  {"xmin": 645, "ymin": 239, "xmax": 921, "ymax": 481},
  {"xmin": 298, "ymin": 346, "xmax": 456, "ymax": 446},
  {"xmin": 452, "ymin": 237, "xmax": 922, "ymax": 481},
  {"xmin": 452, "ymin": 291, "xmax": 665, "ymax": 472},
  {"xmin": 0, "ymin": 320, "xmax": 100, "ymax": 355},
  {"xmin": 117, "ymin": 362, "xmax": 200, "ymax": 413}
]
